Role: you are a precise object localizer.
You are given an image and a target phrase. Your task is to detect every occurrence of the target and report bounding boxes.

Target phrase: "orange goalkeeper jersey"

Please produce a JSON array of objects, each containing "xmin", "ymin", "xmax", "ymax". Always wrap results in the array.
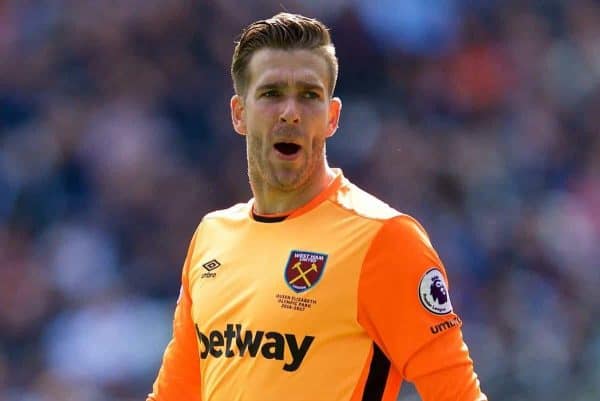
[{"xmin": 147, "ymin": 169, "xmax": 486, "ymax": 401}]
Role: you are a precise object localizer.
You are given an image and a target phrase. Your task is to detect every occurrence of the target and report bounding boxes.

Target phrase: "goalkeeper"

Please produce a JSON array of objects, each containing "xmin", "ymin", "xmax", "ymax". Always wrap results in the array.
[{"xmin": 147, "ymin": 12, "xmax": 487, "ymax": 401}]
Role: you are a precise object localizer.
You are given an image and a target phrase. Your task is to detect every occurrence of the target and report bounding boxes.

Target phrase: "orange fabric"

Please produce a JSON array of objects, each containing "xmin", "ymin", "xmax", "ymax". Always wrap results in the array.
[
  {"xmin": 408, "ymin": 329, "xmax": 487, "ymax": 401},
  {"xmin": 382, "ymin": 369, "xmax": 402, "ymax": 401},
  {"xmin": 146, "ymin": 231, "xmax": 202, "ymax": 401},
  {"xmin": 186, "ymin": 190, "xmax": 380, "ymax": 400},
  {"xmin": 348, "ymin": 346, "xmax": 375, "ymax": 401},
  {"xmin": 147, "ymin": 171, "xmax": 486, "ymax": 400},
  {"xmin": 357, "ymin": 215, "xmax": 486, "ymax": 400}
]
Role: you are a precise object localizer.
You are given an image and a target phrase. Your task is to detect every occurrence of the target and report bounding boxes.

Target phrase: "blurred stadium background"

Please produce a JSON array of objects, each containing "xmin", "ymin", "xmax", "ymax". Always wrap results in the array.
[{"xmin": 0, "ymin": 0, "xmax": 599, "ymax": 400}]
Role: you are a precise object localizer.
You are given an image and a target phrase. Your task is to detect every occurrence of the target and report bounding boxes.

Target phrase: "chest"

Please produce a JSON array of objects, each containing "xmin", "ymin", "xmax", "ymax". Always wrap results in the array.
[{"xmin": 187, "ymin": 218, "xmax": 378, "ymax": 334}]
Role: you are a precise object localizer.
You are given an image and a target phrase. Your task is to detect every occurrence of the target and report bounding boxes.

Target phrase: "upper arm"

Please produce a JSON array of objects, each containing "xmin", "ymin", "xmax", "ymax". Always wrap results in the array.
[{"xmin": 357, "ymin": 215, "xmax": 486, "ymax": 400}]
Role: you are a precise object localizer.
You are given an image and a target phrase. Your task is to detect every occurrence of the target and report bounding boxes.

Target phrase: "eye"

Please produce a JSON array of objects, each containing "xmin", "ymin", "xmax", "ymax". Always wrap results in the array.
[
  {"xmin": 302, "ymin": 91, "xmax": 320, "ymax": 99},
  {"xmin": 261, "ymin": 90, "xmax": 280, "ymax": 98}
]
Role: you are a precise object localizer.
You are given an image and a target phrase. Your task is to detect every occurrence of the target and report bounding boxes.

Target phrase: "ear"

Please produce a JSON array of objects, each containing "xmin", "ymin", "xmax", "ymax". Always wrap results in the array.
[
  {"xmin": 326, "ymin": 97, "xmax": 342, "ymax": 138},
  {"xmin": 231, "ymin": 94, "xmax": 247, "ymax": 136}
]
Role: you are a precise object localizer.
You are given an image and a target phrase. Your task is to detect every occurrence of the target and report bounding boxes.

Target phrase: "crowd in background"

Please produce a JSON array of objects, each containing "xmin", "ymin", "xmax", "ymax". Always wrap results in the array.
[{"xmin": 0, "ymin": 0, "xmax": 599, "ymax": 400}]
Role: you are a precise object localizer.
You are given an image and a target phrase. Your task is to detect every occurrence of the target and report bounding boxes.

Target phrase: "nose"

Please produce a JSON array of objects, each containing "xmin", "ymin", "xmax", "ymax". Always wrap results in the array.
[{"xmin": 279, "ymin": 99, "xmax": 300, "ymax": 124}]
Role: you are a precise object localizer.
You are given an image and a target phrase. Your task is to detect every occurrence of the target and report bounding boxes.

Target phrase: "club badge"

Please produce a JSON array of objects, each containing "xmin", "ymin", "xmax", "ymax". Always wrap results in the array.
[{"xmin": 284, "ymin": 250, "xmax": 328, "ymax": 293}]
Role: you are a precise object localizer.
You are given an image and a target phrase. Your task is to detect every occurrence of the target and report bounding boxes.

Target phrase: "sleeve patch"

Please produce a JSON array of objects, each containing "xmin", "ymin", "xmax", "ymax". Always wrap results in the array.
[{"xmin": 419, "ymin": 268, "xmax": 453, "ymax": 315}]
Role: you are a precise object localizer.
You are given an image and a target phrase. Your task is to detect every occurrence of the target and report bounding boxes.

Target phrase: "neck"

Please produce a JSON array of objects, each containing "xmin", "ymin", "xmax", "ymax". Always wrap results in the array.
[{"xmin": 251, "ymin": 164, "xmax": 335, "ymax": 215}]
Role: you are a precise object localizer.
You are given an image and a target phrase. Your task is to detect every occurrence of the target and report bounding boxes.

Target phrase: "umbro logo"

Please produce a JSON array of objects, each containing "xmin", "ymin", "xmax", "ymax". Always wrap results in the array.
[
  {"xmin": 203, "ymin": 259, "xmax": 221, "ymax": 271},
  {"xmin": 201, "ymin": 259, "xmax": 221, "ymax": 278}
]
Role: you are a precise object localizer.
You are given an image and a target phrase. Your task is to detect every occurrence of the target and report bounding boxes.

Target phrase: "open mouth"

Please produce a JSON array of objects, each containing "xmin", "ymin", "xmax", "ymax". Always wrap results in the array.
[{"xmin": 274, "ymin": 142, "xmax": 301, "ymax": 156}]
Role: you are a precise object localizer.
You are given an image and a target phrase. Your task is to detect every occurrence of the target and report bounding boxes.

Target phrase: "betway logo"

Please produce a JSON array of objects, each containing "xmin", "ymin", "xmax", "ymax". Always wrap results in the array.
[{"xmin": 195, "ymin": 323, "xmax": 314, "ymax": 372}]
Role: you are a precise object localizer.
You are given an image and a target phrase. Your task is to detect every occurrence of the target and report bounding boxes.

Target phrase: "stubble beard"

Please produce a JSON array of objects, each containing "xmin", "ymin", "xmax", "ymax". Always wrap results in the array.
[{"xmin": 247, "ymin": 135, "xmax": 325, "ymax": 193}]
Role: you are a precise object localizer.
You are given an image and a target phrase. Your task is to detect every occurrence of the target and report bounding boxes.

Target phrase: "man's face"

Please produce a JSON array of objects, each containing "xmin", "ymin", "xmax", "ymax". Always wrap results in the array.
[{"xmin": 231, "ymin": 48, "xmax": 341, "ymax": 192}]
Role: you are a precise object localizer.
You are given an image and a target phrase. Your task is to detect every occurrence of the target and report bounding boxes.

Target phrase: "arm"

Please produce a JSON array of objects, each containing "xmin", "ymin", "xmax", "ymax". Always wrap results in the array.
[
  {"xmin": 357, "ymin": 215, "xmax": 486, "ymax": 401},
  {"xmin": 147, "ymin": 230, "xmax": 202, "ymax": 401}
]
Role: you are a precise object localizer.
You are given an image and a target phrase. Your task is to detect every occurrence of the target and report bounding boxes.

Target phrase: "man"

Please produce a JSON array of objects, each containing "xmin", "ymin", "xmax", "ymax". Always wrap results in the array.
[{"xmin": 147, "ymin": 12, "xmax": 486, "ymax": 401}]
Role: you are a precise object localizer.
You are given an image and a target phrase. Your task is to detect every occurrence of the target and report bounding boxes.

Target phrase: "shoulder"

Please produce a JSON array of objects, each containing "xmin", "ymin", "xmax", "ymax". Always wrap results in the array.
[
  {"xmin": 331, "ymin": 178, "xmax": 401, "ymax": 221},
  {"xmin": 186, "ymin": 202, "xmax": 251, "ymax": 257},
  {"xmin": 331, "ymin": 177, "xmax": 433, "ymax": 248},
  {"xmin": 360, "ymin": 213, "xmax": 438, "ymax": 276},
  {"xmin": 202, "ymin": 201, "xmax": 251, "ymax": 222},
  {"xmin": 375, "ymin": 213, "xmax": 434, "ymax": 250},
  {"xmin": 191, "ymin": 201, "xmax": 251, "ymax": 239}
]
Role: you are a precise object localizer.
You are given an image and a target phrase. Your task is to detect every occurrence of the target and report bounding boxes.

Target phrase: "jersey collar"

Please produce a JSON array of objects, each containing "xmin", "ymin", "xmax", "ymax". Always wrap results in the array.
[{"xmin": 249, "ymin": 168, "xmax": 343, "ymax": 221}]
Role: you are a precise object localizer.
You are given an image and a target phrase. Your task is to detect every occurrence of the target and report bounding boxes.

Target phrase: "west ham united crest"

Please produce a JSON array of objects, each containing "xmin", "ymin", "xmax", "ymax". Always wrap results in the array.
[
  {"xmin": 419, "ymin": 268, "xmax": 453, "ymax": 315},
  {"xmin": 284, "ymin": 250, "xmax": 328, "ymax": 293}
]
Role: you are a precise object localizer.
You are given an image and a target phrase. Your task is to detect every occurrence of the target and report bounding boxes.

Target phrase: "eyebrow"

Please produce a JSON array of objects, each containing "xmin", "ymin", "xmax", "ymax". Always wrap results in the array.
[{"xmin": 255, "ymin": 81, "xmax": 325, "ymax": 93}]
